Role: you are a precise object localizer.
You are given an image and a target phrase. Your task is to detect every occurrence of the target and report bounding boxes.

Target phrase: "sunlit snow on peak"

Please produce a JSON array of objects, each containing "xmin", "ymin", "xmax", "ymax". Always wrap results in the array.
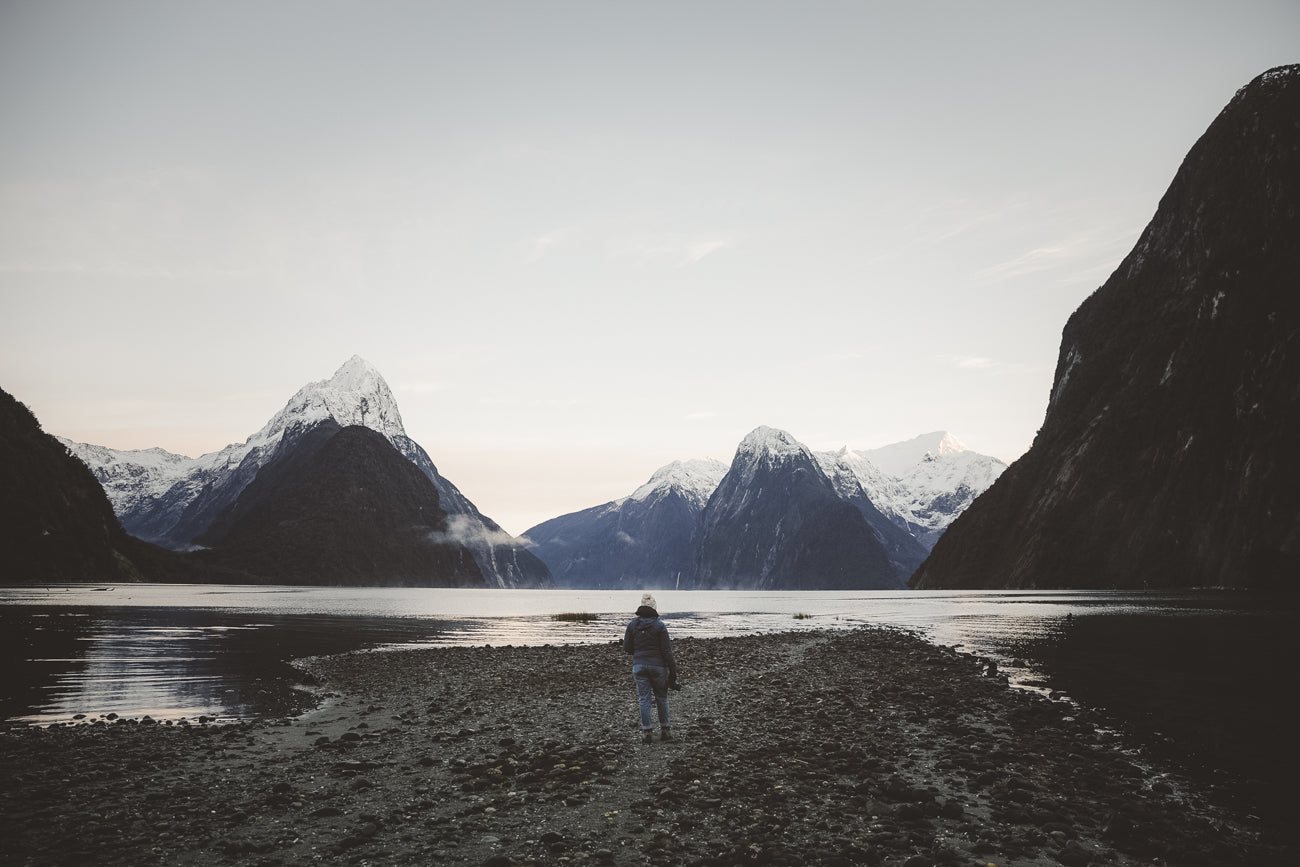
[{"xmin": 630, "ymin": 459, "xmax": 729, "ymax": 506}]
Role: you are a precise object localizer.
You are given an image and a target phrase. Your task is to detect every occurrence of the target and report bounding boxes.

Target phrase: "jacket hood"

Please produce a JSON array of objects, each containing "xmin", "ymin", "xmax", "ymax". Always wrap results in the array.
[{"xmin": 634, "ymin": 606, "xmax": 659, "ymax": 619}]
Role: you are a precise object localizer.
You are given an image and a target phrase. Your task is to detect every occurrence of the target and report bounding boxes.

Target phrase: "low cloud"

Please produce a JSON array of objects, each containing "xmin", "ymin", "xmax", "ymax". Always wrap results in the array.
[{"xmin": 427, "ymin": 514, "xmax": 530, "ymax": 548}]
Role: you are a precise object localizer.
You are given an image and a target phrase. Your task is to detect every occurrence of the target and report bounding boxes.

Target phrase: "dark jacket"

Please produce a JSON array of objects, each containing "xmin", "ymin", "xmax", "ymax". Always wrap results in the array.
[{"xmin": 623, "ymin": 606, "xmax": 677, "ymax": 678}]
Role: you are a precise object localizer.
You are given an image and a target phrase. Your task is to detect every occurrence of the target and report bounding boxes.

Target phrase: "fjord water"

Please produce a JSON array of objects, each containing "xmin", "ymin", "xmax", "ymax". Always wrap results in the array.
[
  {"xmin": 5, "ymin": 585, "xmax": 1295, "ymax": 810},
  {"xmin": 1, "ymin": 586, "xmax": 1289, "ymax": 733}
]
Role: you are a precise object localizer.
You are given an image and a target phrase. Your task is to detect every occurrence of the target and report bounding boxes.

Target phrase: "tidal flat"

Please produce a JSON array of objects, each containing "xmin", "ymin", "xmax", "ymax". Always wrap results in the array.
[{"xmin": 0, "ymin": 627, "xmax": 1291, "ymax": 866}]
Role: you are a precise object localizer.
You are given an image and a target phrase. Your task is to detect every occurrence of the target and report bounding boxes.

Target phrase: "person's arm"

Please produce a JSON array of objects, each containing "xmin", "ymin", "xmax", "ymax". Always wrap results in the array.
[
  {"xmin": 659, "ymin": 624, "xmax": 678, "ymax": 682},
  {"xmin": 623, "ymin": 622, "xmax": 635, "ymax": 655}
]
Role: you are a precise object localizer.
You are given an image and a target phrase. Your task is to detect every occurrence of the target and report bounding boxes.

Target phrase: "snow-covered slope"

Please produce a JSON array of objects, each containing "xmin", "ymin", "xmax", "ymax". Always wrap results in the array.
[
  {"xmin": 858, "ymin": 431, "xmax": 969, "ymax": 477},
  {"xmin": 629, "ymin": 459, "xmax": 730, "ymax": 509},
  {"xmin": 838, "ymin": 433, "xmax": 1007, "ymax": 550},
  {"xmin": 61, "ymin": 356, "xmax": 550, "ymax": 587},
  {"xmin": 53, "ymin": 442, "xmax": 194, "ymax": 521},
  {"xmin": 814, "ymin": 448, "xmax": 930, "ymax": 575},
  {"xmin": 811, "ymin": 433, "xmax": 1007, "ymax": 551}
]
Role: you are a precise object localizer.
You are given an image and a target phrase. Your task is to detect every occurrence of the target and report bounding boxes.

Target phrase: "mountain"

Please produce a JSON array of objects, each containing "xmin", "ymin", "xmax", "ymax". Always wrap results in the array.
[
  {"xmin": 193, "ymin": 422, "xmax": 484, "ymax": 586},
  {"xmin": 842, "ymin": 433, "xmax": 1008, "ymax": 550},
  {"xmin": 813, "ymin": 449, "xmax": 931, "ymax": 577},
  {"xmin": 0, "ymin": 387, "xmax": 252, "ymax": 584},
  {"xmin": 912, "ymin": 65, "xmax": 1300, "ymax": 591},
  {"xmin": 526, "ymin": 430, "xmax": 1002, "ymax": 588},
  {"xmin": 1, "ymin": 386, "xmax": 153, "ymax": 583},
  {"xmin": 687, "ymin": 427, "xmax": 905, "ymax": 590},
  {"xmin": 61, "ymin": 356, "xmax": 551, "ymax": 588},
  {"xmin": 524, "ymin": 459, "xmax": 728, "ymax": 589}
]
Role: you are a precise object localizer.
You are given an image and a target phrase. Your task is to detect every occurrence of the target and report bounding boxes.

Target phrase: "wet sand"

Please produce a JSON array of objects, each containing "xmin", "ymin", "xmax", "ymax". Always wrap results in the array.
[{"xmin": 0, "ymin": 627, "xmax": 1292, "ymax": 866}]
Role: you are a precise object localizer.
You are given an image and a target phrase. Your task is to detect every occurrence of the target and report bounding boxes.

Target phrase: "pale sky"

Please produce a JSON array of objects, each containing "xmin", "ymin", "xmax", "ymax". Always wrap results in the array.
[{"xmin": 2, "ymin": 1, "xmax": 1297, "ymax": 535}]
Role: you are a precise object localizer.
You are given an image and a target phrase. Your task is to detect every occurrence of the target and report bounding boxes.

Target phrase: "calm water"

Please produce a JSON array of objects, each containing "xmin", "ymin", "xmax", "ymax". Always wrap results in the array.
[
  {"xmin": 3, "ymin": 584, "xmax": 1293, "ymax": 822},
  {"xmin": 0, "ymin": 584, "xmax": 1288, "ymax": 728}
]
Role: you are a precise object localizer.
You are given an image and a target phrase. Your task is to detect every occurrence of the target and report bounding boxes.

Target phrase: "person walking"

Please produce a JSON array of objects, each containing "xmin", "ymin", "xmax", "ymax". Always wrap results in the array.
[{"xmin": 623, "ymin": 593, "xmax": 678, "ymax": 744}]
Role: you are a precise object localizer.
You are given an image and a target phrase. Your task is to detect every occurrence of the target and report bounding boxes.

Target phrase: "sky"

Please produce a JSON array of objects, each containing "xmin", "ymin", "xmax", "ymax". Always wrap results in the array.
[{"xmin": 2, "ymin": 1, "xmax": 1297, "ymax": 535}]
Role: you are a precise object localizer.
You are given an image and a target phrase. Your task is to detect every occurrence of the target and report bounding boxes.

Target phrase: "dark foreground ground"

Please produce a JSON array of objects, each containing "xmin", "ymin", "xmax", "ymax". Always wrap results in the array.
[{"xmin": 0, "ymin": 627, "xmax": 1292, "ymax": 866}]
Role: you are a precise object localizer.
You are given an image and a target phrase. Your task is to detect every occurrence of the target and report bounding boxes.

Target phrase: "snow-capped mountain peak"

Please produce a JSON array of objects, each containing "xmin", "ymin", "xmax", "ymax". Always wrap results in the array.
[
  {"xmin": 813, "ymin": 433, "xmax": 1007, "ymax": 551},
  {"xmin": 251, "ymin": 355, "xmax": 406, "ymax": 448},
  {"xmin": 737, "ymin": 426, "xmax": 813, "ymax": 461},
  {"xmin": 856, "ymin": 431, "xmax": 967, "ymax": 477},
  {"xmin": 732, "ymin": 426, "xmax": 822, "ymax": 489},
  {"xmin": 629, "ymin": 459, "xmax": 729, "ymax": 507}
]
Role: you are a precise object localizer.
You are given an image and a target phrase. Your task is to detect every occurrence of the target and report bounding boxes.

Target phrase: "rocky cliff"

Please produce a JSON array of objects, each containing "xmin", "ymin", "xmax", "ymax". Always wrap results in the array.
[{"xmin": 912, "ymin": 66, "xmax": 1300, "ymax": 590}]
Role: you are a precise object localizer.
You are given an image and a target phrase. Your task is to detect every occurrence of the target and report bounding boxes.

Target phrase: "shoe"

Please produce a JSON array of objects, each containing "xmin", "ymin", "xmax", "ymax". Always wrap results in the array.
[
  {"xmin": 642, "ymin": 730, "xmax": 653, "ymax": 744},
  {"xmin": 659, "ymin": 727, "xmax": 673, "ymax": 743}
]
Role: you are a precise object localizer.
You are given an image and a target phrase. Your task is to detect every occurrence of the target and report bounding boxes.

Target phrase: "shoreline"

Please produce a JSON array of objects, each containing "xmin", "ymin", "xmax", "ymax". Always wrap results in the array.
[{"xmin": 0, "ymin": 626, "xmax": 1292, "ymax": 866}]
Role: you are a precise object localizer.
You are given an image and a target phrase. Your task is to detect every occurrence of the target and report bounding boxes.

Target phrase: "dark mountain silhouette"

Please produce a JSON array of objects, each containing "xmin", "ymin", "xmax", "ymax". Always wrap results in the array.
[
  {"xmin": 194, "ymin": 422, "xmax": 484, "ymax": 586},
  {"xmin": 912, "ymin": 65, "xmax": 1300, "ymax": 591},
  {"xmin": 0, "ymin": 387, "xmax": 252, "ymax": 584},
  {"xmin": 687, "ymin": 427, "xmax": 905, "ymax": 590},
  {"xmin": 1, "ymin": 386, "xmax": 150, "ymax": 583}
]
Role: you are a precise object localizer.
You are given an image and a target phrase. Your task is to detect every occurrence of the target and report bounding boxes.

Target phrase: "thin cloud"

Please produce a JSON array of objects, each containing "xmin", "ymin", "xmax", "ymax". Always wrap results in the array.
[
  {"xmin": 610, "ymin": 234, "xmax": 732, "ymax": 267},
  {"xmin": 686, "ymin": 238, "xmax": 730, "ymax": 263},
  {"xmin": 522, "ymin": 226, "xmax": 582, "ymax": 262},
  {"xmin": 976, "ymin": 244, "xmax": 1069, "ymax": 282},
  {"xmin": 974, "ymin": 225, "xmax": 1142, "ymax": 286},
  {"xmin": 952, "ymin": 355, "xmax": 1001, "ymax": 370}
]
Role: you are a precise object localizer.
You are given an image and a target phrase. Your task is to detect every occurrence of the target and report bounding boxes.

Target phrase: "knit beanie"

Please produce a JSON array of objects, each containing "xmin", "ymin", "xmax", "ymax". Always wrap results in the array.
[{"xmin": 640, "ymin": 593, "xmax": 658, "ymax": 611}]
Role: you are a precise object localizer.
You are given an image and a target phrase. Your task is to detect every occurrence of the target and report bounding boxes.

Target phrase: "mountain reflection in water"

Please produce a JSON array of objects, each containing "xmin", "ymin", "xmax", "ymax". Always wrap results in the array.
[{"xmin": 0, "ymin": 605, "xmax": 447, "ymax": 724}]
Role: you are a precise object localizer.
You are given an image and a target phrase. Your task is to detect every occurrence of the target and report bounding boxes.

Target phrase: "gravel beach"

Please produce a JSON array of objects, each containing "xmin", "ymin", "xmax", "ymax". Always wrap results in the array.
[{"xmin": 0, "ymin": 627, "xmax": 1291, "ymax": 866}]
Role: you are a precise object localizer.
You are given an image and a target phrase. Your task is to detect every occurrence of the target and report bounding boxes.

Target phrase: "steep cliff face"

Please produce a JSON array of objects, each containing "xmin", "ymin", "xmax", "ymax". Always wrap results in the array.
[
  {"xmin": 1, "ymin": 388, "xmax": 142, "ymax": 583},
  {"xmin": 913, "ymin": 66, "xmax": 1300, "ymax": 590},
  {"xmin": 0, "ymin": 388, "xmax": 225, "ymax": 583},
  {"xmin": 689, "ymin": 427, "xmax": 903, "ymax": 590}
]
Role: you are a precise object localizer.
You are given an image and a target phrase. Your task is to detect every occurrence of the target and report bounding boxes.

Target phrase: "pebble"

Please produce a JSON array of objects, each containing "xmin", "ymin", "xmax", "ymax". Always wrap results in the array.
[{"xmin": 0, "ymin": 628, "xmax": 1283, "ymax": 866}]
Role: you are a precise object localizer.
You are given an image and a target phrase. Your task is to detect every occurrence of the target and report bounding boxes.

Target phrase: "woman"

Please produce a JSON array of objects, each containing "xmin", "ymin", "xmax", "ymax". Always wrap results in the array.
[{"xmin": 623, "ymin": 593, "xmax": 678, "ymax": 744}]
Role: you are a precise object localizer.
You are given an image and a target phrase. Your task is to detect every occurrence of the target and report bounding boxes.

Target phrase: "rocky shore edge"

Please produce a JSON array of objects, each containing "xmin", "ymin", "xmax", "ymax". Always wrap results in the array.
[{"xmin": 0, "ymin": 626, "xmax": 1292, "ymax": 866}]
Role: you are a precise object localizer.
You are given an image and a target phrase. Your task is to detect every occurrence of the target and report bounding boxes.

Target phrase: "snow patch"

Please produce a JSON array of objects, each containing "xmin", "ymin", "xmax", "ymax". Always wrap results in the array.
[
  {"xmin": 1160, "ymin": 355, "xmax": 1176, "ymax": 385},
  {"xmin": 1050, "ymin": 346, "xmax": 1083, "ymax": 408},
  {"xmin": 854, "ymin": 432, "xmax": 967, "ymax": 477},
  {"xmin": 630, "ymin": 459, "xmax": 729, "ymax": 507},
  {"xmin": 820, "ymin": 441, "xmax": 1006, "ymax": 547}
]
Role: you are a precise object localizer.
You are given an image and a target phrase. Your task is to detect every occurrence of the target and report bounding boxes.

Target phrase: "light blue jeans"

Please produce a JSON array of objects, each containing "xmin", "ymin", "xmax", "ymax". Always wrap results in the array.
[{"xmin": 632, "ymin": 664, "xmax": 670, "ymax": 731}]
